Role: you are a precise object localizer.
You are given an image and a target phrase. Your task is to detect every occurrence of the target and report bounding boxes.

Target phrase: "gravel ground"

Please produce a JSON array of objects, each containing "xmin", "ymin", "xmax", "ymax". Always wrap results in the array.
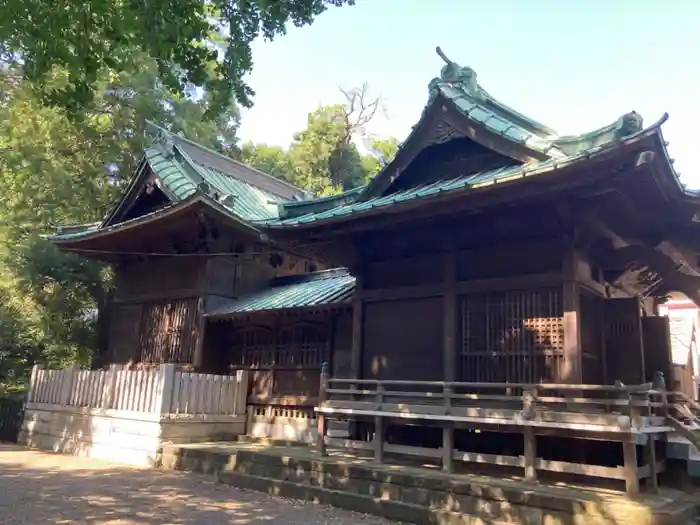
[{"xmin": 0, "ymin": 444, "xmax": 403, "ymax": 524}]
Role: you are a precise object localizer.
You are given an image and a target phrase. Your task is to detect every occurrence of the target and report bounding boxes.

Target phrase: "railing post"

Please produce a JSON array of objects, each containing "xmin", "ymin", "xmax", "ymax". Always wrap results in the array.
[
  {"xmin": 316, "ymin": 362, "xmax": 329, "ymax": 456},
  {"xmin": 442, "ymin": 383, "xmax": 454, "ymax": 473},
  {"xmin": 522, "ymin": 387, "xmax": 537, "ymax": 482},
  {"xmin": 27, "ymin": 364, "xmax": 41, "ymax": 404},
  {"xmin": 61, "ymin": 365, "xmax": 79, "ymax": 406},
  {"xmin": 156, "ymin": 363, "xmax": 176, "ymax": 415},
  {"xmin": 234, "ymin": 369, "xmax": 249, "ymax": 416},
  {"xmin": 101, "ymin": 364, "xmax": 118, "ymax": 410},
  {"xmin": 373, "ymin": 381, "xmax": 384, "ymax": 464}
]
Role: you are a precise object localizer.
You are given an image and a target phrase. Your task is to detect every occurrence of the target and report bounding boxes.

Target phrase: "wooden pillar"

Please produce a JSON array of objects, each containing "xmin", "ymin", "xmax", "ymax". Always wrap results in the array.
[
  {"xmin": 522, "ymin": 387, "xmax": 537, "ymax": 481},
  {"xmin": 562, "ymin": 238, "xmax": 582, "ymax": 383},
  {"xmin": 443, "ymin": 247, "xmax": 458, "ymax": 381},
  {"xmin": 442, "ymin": 384, "xmax": 454, "ymax": 472},
  {"xmin": 644, "ymin": 435, "xmax": 659, "ymax": 493},
  {"xmin": 350, "ymin": 272, "xmax": 364, "ymax": 379},
  {"xmin": 374, "ymin": 382, "xmax": 384, "ymax": 464},
  {"xmin": 350, "ymin": 272, "xmax": 364, "ymax": 441},
  {"xmin": 316, "ymin": 362, "xmax": 329, "ymax": 456},
  {"xmin": 622, "ymin": 441, "xmax": 640, "ymax": 494}
]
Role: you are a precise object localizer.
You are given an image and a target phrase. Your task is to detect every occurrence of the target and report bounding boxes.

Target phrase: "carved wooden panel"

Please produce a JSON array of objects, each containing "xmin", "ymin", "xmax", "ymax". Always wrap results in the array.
[{"xmin": 459, "ymin": 287, "xmax": 564, "ymax": 383}]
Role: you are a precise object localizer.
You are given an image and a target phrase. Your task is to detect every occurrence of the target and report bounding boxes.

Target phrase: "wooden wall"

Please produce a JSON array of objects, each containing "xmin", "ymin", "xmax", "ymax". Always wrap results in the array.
[
  {"xmin": 354, "ymin": 222, "xmax": 575, "ymax": 384},
  {"xmin": 108, "ymin": 243, "xmax": 326, "ymax": 367}
]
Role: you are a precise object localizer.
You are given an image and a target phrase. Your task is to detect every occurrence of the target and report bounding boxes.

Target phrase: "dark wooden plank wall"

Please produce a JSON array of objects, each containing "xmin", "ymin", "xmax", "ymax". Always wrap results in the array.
[
  {"xmin": 113, "ymin": 258, "xmax": 205, "ymax": 302},
  {"xmin": 363, "ymin": 298, "xmax": 444, "ymax": 381},
  {"xmin": 641, "ymin": 316, "xmax": 672, "ymax": 384},
  {"xmin": 604, "ymin": 298, "xmax": 645, "ymax": 385},
  {"xmin": 356, "ymin": 235, "xmax": 573, "ymax": 384}
]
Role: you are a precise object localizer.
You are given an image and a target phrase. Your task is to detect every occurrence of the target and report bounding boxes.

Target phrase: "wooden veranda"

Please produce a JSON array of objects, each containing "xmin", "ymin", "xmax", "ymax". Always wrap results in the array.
[{"xmin": 314, "ymin": 368, "xmax": 700, "ymax": 495}]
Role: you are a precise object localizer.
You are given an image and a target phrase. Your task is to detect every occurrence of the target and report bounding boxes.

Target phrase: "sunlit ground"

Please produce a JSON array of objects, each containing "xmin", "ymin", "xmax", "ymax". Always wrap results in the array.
[{"xmin": 0, "ymin": 444, "xmax": 401, "ymax": 524}]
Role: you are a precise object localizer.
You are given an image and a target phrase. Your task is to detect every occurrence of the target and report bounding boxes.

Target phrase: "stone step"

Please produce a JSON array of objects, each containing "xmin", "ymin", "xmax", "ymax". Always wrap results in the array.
[
  {"xmin": 160, "ymin": 443, "xmax": 700, "ymax": 525},
  {"xmin": 214, "ymin": 470, "xmax": 479, "ymax": 525}
]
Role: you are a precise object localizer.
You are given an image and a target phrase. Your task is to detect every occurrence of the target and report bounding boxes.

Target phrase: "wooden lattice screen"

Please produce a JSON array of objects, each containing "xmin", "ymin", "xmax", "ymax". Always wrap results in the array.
[
  {"xmin": 137, "ymin": 298, "xmax": 199, "ymax": 363},
  {"xmin": 459, "ymin": 287, "xmax": 564, "ymax": 383},
  {"xmin": 230, "ymin": 322, "xmax": 329, "ymax": 400}
]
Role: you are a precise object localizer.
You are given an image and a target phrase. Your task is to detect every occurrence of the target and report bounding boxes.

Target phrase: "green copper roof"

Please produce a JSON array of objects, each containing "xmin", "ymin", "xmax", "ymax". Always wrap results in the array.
[
  {"xmin": 428, "ymin": 47, "xmax": 645, "ymax": 159},
  {"xmin": 49, "ymin": 193, "xmax": 261, "ymax": 243},
  {"xmin": 206, "ymin": 268, "xmax": 355, "ymax": 318},
  {"xmin": 145, "ymin": 145, "xmax": 284, "ymax": 221},
  {"xmin": 260, "ymin": 121, "xmax": 666, "ymax": 229}
]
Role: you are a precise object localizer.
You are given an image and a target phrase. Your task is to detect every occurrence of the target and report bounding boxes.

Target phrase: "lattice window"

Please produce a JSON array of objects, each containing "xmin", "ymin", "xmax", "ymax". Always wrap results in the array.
[
  {"xmin": 277, "ymin": 324, "xmax": 327, "ymax": 367},
  {"xmin": 459, "ymin": 287, "xmax": 564, "ymax": 383},
  {"xmin": 230, "ymin": 322, "xmax": 328, "ymax": 369},
  {"xmin": 233, "ymin": 326, "xmax": 276, "ymax": 367}
]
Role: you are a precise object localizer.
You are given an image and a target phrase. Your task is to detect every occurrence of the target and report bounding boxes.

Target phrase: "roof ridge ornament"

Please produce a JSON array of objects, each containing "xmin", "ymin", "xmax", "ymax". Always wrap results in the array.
[
  {"xmin": 614, "ymin": 111, "xmax": 644, "ymax": 140},
  {"xmin": 433, "ymin": 46, "xmax": 483, "ymax": 101}
]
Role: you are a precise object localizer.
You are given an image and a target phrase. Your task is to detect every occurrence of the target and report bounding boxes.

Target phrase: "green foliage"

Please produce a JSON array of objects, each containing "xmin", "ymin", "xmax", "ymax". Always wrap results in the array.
[
  {"xmin": 362, "ymin": 137, "xmax": 400, "ymax": 181},
  {"xmin": 239, "ymin": 142, "xmax": 293, "ymax": 184},
  {"xmin": 0, "ymin": 0, "xmax": 355, "ymax": 116},
  {"xmin": 0, "ymin": 55, "xmax": 241, "ymax": 384},
  {"xmin": 242, "ymin": 104, "xmax": 399, "ymax": 195}
]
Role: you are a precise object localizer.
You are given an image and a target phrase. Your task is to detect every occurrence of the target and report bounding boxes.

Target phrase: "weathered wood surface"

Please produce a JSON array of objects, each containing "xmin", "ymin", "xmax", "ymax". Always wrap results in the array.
[
  {"xmin": 315, "ymin": 377, "xmax": 682, "ymax": 495},
  {"xmin": 27, "ymin": 364, "xmax": 249, "ymax": 416}
]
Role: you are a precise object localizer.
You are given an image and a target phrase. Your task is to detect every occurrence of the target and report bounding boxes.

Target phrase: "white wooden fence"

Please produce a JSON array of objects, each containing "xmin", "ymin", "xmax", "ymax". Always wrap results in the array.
[{"xmin": 27, "ymin": 364, "xmax": 249, "ymax": 416}]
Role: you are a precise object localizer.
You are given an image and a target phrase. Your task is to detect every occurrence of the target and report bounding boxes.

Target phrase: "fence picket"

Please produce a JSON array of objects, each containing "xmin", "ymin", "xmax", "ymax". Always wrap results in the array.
[{"xmin": 25, "ymin": 365, "xmax": 248, "ymax": 416}]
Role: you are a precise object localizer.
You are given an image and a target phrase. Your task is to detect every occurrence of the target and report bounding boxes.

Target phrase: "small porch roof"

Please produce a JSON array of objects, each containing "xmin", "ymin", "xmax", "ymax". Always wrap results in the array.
[{"xmin": 206, "ymin": 268, "xmax": 355, "ymax": 320}]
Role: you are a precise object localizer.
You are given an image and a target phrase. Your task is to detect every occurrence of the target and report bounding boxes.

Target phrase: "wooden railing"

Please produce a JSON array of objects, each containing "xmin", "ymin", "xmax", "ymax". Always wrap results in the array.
[
  {"xmin": 28, "ymin": 364, "xmax": 249, "ymax": 416},
  {"xmin": 315, "ymin": 368, "xmax": 675, "ymax": 495}
]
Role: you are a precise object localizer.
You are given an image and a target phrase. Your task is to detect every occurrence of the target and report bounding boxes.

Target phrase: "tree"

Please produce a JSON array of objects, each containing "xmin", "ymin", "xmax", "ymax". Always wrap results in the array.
[
  {"xmin": 242, "ymin": 84, "xmax": 397, "ymax": 195},
  {"xmin": 239, "ymin": 142, "xmax": 293, "ymax": 184},
  {"xmin": 0, "ymin": 0, "xmax": 355, "ymax": 116},
  {"xmin": 0, "ymin": 54, "xmax": 242, "ymax": 376},
  {"xmin": 362, "ymin": 137, "xmax": 400, "ymax": 182}
]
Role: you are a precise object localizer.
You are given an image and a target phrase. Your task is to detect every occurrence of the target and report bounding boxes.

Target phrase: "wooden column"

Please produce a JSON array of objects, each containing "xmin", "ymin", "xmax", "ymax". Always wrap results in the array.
[
  {"xmin": 562, "ymin": 238, "xmax": 583, "ymax": 383},
  {"xmin": 349, "ymin": 272, "xmax": 364, "ymax": 441},
  {"xmin": 350, "ymin": 272, "xmax": 364, "ymax": 379},
  {"xmin": 622, "ymin": 441, "xmax": 640, "ymax": 494},
  {"xmin": 443, "ymin": 247, "xmax": 458, "ymax": 381},
  {"xmin": 644, "ymin": 435, "xmax": 659, "ymax": 493}
]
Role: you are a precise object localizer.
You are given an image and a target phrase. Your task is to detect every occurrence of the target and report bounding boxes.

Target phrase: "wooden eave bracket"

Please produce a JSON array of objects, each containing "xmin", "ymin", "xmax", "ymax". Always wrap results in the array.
[{"xmin": 583, "ymin": 213, "xmax": 700, "ymax": 305}]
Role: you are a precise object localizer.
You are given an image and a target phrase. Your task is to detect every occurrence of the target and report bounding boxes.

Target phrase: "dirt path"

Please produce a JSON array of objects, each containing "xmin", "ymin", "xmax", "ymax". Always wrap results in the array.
[{"xmin": 0, "ymin": 444, "xmax": 401, "ymax": 524}]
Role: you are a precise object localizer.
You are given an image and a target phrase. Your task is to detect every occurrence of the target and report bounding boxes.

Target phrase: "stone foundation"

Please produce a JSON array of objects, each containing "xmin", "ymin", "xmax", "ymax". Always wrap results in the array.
[{"xmin": 19, "ymin": 402, "xmax": 246, "ymax": 467}]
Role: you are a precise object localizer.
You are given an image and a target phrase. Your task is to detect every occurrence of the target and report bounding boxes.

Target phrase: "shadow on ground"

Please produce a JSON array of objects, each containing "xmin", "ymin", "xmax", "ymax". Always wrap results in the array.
[{"xmin": 0, "ymin": 444, "xmax": 399, "ymax": 525}]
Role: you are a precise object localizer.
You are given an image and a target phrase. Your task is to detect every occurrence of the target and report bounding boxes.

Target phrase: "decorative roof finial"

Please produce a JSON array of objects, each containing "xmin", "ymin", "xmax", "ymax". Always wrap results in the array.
[
  {"xmin": 436, "ymin": 46, "xmax": 452, "ymax": 65},
  {"xmin": 432, "ymin": 46, "xmax": 481, "ymax": 101}
]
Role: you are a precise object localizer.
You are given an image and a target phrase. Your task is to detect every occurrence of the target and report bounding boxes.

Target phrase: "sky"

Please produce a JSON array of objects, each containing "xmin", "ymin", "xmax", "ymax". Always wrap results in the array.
[{"xmin": 238, "ymin": 0, "xmax": 699, "ymax": 187}]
